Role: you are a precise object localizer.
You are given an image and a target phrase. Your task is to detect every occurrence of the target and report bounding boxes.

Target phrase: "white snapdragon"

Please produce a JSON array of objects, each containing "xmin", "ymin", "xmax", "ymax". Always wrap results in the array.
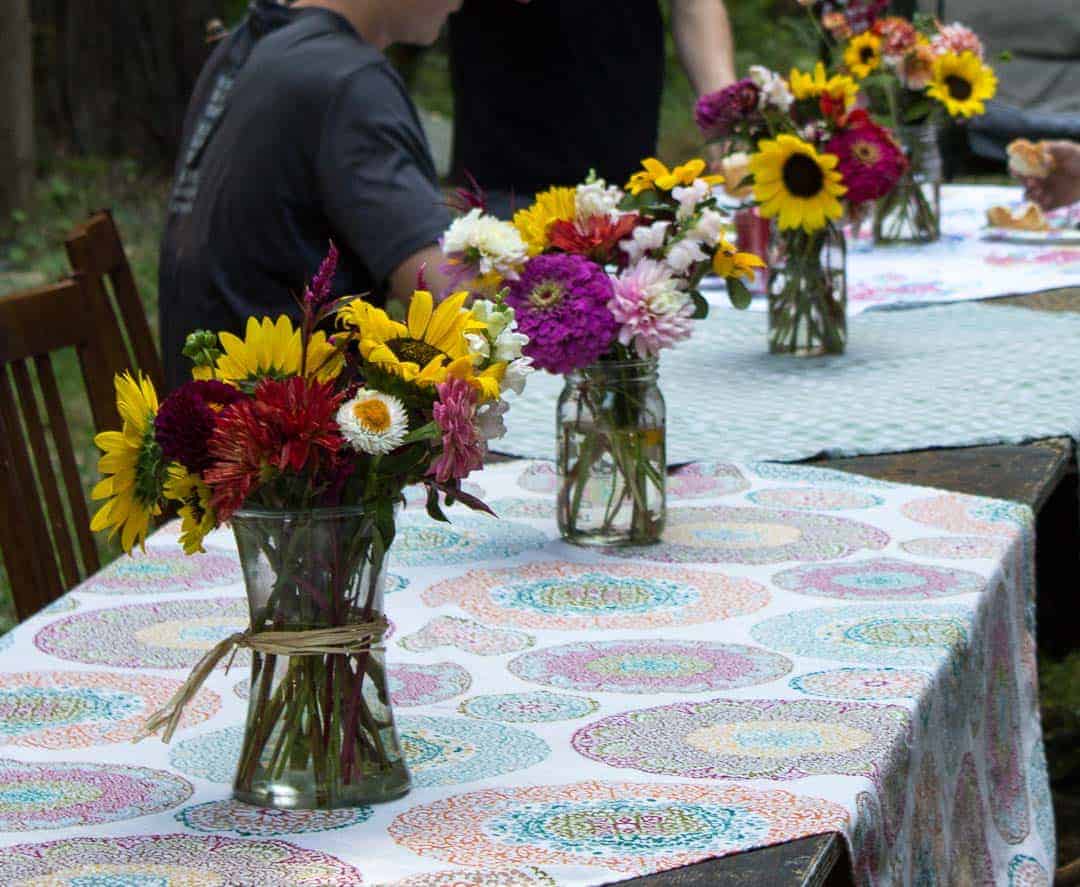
[
  {"xmin": 475, "ymin": 399, "xmax": 510, "ymax": 442},
  {"xmin": 575, "ymin": 178, "xmax": 624, "ymax": 223},
  {"xmin": 620, "ymin": 220, "xmax": 670, "ymax": 264},
  {"xmin": 441, "ymin": 209, "xmax": 528, "ymax": 278},
  {"xmin": 671, "ymin": 179, "xmax": 712, "ymax": 221},
  {"xmin": 665, "ymin": 238, "xmax": 709, "ymax": 274},
  {"xmin": 503, "ymin": 357, "xmax": 534, "ymax": 396},
  {"xmin": 690, "ymin": 208, "xmax": 727, "ymax": 245},
  {"xmin": 749, "ymin": 65, "xmax": 794, "ymax": 112}
]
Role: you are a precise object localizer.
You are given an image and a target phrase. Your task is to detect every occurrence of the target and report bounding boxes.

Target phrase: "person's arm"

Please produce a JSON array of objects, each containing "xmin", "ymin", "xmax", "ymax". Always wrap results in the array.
[
  {"xmin": 388, "ymin": 244, "xmax": 453, "ymax": 309},
  {"xmin": 670, "ymin": 0, "xmax": 736, "ymax": 99}
]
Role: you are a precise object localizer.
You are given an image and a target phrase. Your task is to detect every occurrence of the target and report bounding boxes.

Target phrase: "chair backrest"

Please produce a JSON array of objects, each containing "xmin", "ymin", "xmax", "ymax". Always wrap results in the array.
[
  {"xmin": 65, "ymin": 210, "xmax": 165, "ymax": 393},
  {"xmin": 0, "ymin": 275, "xmax": 130, "ymax": 620}
]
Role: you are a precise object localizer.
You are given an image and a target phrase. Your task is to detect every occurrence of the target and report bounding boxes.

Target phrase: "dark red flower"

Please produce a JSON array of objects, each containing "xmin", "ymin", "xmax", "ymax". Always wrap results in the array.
[
  {"xmin": 549, "ymin": 213, "xmax": 641, "ymax": 263},
  {"xmin": 154, "ymin": 380, "xmax": 243, "ymax": 473}
]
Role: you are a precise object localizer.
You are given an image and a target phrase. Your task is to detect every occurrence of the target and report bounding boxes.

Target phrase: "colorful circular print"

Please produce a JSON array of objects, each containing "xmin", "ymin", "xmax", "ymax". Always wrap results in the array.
[
  {"xmin": 386, "ymin": 573, "xmax": 410, "ymax": 595},
  {"xmin": 390, "ymin": 662, "xmax": 472, "ymax": 707},
  {"xmin": 39, "ymin": 596, "xmax": 79, "ymax": 615},
  {"xmin": 0, "ymin": 671, "xmax": 219, "ymax": 749},
  {"xmin": 900, "ymin": 536, "xmax": 1007, "ymax": 560},
  {"xmin": 903, "ymin": 494, "xmax": 1029, "ymax": 537},
  {"xmin": 80, "ymin": 548, "xmax": 240, "ymax": 594},
  {"xmin": 399, "ymin": 616, "xmax": 535, "ymax": 657},
  {"xmin": 488, "ymin": 498, "xmax": 556, "ymax": 520},
  {"xmin": 459, "ymin": 692, "xmax": 598, "ymax": 724},
  {"xmin": 35, "ymin": 598, "xmax": 249, "ymax": 669},
  {"xmin": 790, "ymin": 667, "xmax": 930, "ymax": 701},
  {"xmin": 234, "ymin": 678, "xmax": 250, "ymax": 700},
  {"xmin": 0, "ymin": 631, "xmax": 12, "ymax": 653},
  {"xmin": 516, "ymin": 461, "xmax": 559, "ymax": 494},
  {"xmin": 389, "ymin": 781, "xmax": 848, "ymax": 875},
  {"xmin": 949, "ymin": 754, "xmax": 993, "ymax": 886},
  {"xmin": 0, "ymin": 834, "xmax": 361, "ymax": 885},
  {"xmin": 424, "ymin": 562, "xmax": 769, "ymax": 631},
  {"xmin": 985, "ymin": 605, "xmax": 1029, "ymax": 844},
  {"xmin": 750, "ymin": 604, "xmax": 974, "ymax": 667},
  {"xmin": 771, "ymin": 557, "xmax": 984, "ymax": 601},
  {"xmin": 749, "ymin": 463, "xmax": 891, "ymax": 488},
  {"xmin": 747, "ymin": 488, "xmax": 883, "ymax": 511},
  {"xmin": 509, "ymin": 640, "xmax": 791, "ymax": 694},
  {"xmin": 0, "ymin": 759, "xmax": 192, "ymax": 830},
  {"xmin": 572, "ymin": 698, "xmax": 909, "ymax": 780},
  {"xmin": 909, "ymin": 750, "xmax": 946, "ymax": 886},
  {"xmin": 177, "ymin": 799, "xmax": 372, "ymax": 836},
  {"xmin": 395, "ymin": 513, "xmax": 548, "ymax": 567},
  {"xmin": 602, "ymin": 505, "xmax": 889, "ymax": 565},
  {"xmin": 400, "ymin": 715, "xmax": 549, "ymax": 787},
  {"xmin": 170, "ymin": 725, "xmax": 243, "ymax": 783},
  {"xmin": 1009, "ymin": 855, "xmax": 1050, "ymax": 887},
  {"xmin": 1031, "ymin": 741, "xmax": 1055, "ymax": 859},
  {"xmin": 392, "ymin": 868, "xmax": 555, "ymax": 886},
  {"xmin": 668, "ymin": 463, "xmax": 751, "ymax": 499}
]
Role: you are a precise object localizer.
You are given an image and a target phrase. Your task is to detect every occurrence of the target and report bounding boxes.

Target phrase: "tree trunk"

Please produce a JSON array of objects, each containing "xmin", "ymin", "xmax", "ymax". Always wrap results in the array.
[{"xmin": 0, "ymin": 0, "xmax": 36, "ymax": 225}]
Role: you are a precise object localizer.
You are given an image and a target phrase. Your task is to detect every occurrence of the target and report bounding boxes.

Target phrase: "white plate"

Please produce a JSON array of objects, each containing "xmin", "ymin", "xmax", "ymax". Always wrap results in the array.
[{"xmin": 981, "ymin": 225, "xmax": 1080, "ymax": 245}]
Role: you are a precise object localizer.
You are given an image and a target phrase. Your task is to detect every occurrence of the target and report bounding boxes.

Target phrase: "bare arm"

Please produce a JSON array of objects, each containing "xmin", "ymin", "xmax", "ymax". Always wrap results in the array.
[
  {"xmin": 387, "ymin": 244, "xmax": 453, "ymax": 310},
  {"xmin": 670, "ymin": 0, "xmax": 736, "ymax": 98}
]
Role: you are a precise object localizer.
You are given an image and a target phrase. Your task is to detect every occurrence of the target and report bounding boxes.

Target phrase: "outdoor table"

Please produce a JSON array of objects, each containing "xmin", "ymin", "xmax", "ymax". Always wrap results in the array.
[{"xmin": 0, "ymin": 457, "xmax": 1054, "ymax": 886}]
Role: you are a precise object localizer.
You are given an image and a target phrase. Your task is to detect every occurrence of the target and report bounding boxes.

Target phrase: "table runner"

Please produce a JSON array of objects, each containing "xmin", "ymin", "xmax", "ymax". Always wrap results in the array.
[
  {"xmin": 498, "ymin": 301, "xmax": 1080, "ymax": 465},
  {"xmin": 0, "ymin": 460, "xmax": 1054, "ymax": 885},
  {"xmin": 702, "ymin": 185, "xmax": 1080, "ymax": 316}
]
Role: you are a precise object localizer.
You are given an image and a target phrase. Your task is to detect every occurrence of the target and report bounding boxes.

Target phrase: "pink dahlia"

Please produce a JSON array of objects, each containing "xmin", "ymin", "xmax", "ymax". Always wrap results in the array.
[
  {"xmin": 826, "ymin": 112, "xmax": 908, "ymax": 206},
  {"xmin": 609, "ymin": 260, "xmax": 695, "ymax": 358},
  {"xmin": 695, "ymin": 79, "xmax": 760, "ymax": 137},
  {"xmin": 931, "ymin": 23, "xmax": 984, "ymax": 59},
  {"xmin": 430, "ymin": 376, "xmax": 484, "ymax": 484},
  {"xmin": 505, "ymin": 254, "xmax": 618, "ymax": 374}
]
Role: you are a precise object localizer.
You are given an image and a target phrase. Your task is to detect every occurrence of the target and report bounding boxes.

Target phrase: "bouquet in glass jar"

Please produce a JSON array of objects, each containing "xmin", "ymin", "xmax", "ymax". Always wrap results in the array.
[
  {"xmin": 88, "ymin": 244, "xmax": 530, "ymax": 808},
  {"xmin": 809, "ymin": 4, "xmax": 998, "ymax": 242},
  {"xmin": 696, "ymin": 63, "xmax": 908, "ymax": 354},
  {"xmin": 437, "ymin": 163, "xmax": 765, "ymax": 545}
]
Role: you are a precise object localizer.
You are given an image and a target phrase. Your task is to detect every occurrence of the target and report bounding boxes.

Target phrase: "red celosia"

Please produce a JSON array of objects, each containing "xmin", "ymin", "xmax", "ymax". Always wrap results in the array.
[
  {"xmin": 204, "ymin": 377, "xmax": 346, "ymax": 520},
  {"xmin": 549, "ymin": 213, "xmax": 640, "ymax": 264}
]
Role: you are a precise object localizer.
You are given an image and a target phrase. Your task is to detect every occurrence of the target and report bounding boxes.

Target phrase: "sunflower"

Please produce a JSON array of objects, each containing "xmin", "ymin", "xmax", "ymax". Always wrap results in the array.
[
  {"xmin": 927, "ymin": 51, "xmax": 996, "ymax": 118},
  {"xmin": 90, "ymin": 372, "xmax": 165, "ymax": 553},
  {"xmin": 162, "ymin": 464, "xmax": 215, "ymax": 555},
  {"xmin": 196, "ymin": 316, "xmax": 343, "ymax": 386},
  {"xmin": 749, "ymin": 135, "xmax": 847, "ymax": 233},
  {"xmin": 712, "ymin": 237, "xmax": 767, "ymax": 281},
  {"xmin": 512, "ymin": 186, "xmax": 576, "ymax": 255},
  {"xmin": 339, "ymin": 291, "xmax": 506, "ymax": 402},
  {"xmin": 844, "ymin": 32, "xmax": 882, "ymax": 79},
  {"xmin": 788, "ymin": 62, "xmax": 859, "ymax": 110},
  {"xmin": 626, "ymin": 157, "xmax": 724, "ymax": 196}
]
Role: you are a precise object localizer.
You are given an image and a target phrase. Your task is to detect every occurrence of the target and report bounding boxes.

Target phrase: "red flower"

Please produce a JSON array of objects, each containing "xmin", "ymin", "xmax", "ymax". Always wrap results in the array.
[
  {"xmin": 826, "ymin": 114, "xmax": 908, "ymax": 206},
  {"xmin": 204, "ymin": 377, "xmax": 346, "ymax": 520},
  {"xmin": 549, "ymin": 214, "xmax": 641, "ymax": 263},
  {"xmin": 155, "ymin": 380, "xmax": 243, "ymax": 473}
]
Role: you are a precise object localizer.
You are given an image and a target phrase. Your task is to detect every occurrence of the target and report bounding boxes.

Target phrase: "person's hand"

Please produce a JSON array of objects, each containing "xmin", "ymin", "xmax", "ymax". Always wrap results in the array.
[{"xmin": 1022, "ymin": 141, "xmax": 1080, "ymax": 212}]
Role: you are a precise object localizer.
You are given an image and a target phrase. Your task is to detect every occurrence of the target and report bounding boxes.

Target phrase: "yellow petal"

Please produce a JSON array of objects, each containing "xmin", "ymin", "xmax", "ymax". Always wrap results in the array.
[{"xmin": 407, "ymin": 290, "xmax": 434, "ymax": 340}]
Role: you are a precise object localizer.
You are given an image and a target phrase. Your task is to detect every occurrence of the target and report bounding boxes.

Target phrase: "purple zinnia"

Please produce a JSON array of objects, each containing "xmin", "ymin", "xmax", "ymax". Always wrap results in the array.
[
  {"xmin": 155, "ymin": 380, "xmax": 243, "ymax": 473},
  {"xmin": 695, "ymin": 78, "xmax": 760, "ymax": 136},
  {"xmin": 505, "ymin": 254, "xmax": 617, "ymax": 375}
]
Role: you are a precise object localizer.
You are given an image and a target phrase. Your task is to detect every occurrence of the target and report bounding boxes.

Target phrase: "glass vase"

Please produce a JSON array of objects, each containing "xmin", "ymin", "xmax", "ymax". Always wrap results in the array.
[
  {"xmin": 557, "ymin": 359, "xmax": 665, "ymax": 546},
  {"xmin": 873, "ymin": 122, "xmax": 942, "ymax": 244},
  {"xmin": 767, "ymin": 222, "xmax": 847, "ymax": 356},
  {"xmin": 231, "ymin": 507, "xmax": 409, "ymax": 809}
]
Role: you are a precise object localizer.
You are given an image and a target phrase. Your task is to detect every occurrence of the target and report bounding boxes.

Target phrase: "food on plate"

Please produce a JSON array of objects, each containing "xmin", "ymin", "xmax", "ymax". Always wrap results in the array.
[
  {"xmin": 986, "ymin": 202, "xmax": 1050, "ymax": 231},
  {"xmin": 1007, "ymin": 139, "xmax": 1054, "ymax": 179}
]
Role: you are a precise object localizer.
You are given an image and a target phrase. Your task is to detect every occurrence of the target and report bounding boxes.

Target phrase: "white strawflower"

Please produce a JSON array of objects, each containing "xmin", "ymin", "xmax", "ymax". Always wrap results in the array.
[
  {"xmin": 336, "ymin": 390, "xmax": 409, "ymax": 455},
  {"xmin": 665, "ymin": 238, "xmax": 709, "ymax": 274},
  {"xmin": 575, "ymin": 178, "xmax": 625, "ymax": 223},
  {"xmin": 620, "ymin": 220, "xmax": 670, "ymax": 264},
  {"xmin": 750, "ymin": 65, "xmax": 794, "ymax": 112},
  {"xmin": 503, "ymin": 357, "xmax": 534, "ymax": 396},
  {"xmin": 672, "ymin": 179, "xmax": 712, "ymax": 221},
  {"xmin": 476, "ymin": 399, "xmax": 510, "ymax": 441},
  {"xmin": 441, "ymin": 209, "xmax": 528, "ymax": 278}
]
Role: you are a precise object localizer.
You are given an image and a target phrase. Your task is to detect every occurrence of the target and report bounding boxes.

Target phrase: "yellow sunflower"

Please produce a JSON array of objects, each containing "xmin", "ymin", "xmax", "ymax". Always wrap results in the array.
[
  {"xmin": 339, "ymin": 290, "xmax": 505, "ymax": 401},
  {"xmin": 844, "ymin": 32, "xmax": 882, "ymax": 79},
  {"xmin": 626, "ymin": 157, "xmax": 724, "ymax": 195},
  {"xmin": 712, "ymin": 237, "xmax": 767, "ymax": 281},
  {"xmin": 789, "ymin": 62, "xmax": 859, "ymax": 109},
  {"xmin": 749, "ymin": 135, "xmax": 847, "ymax": 233},
  {"xmin": 163, "ymin": 464, "xmax": 215, "ymax": 555},
  {"xmin": 195, "ymin": 316, "xmax": 343, "ymax": 386},
  {"xmin": 90, "ymin": 372, "xmax": 165, "ymax": 553},
  {"xmin": 512, "ymin": 186, "xmax": 576, "ymax": 255},
  {"xmin": 927, "ymin": 51, "xmax": 996, "ymax": 118}
]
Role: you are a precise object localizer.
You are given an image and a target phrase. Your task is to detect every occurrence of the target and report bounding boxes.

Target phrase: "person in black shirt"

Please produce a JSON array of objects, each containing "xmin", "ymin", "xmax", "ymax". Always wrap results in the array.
[
  {"xmin": 159, "ymin": 0, "xmax": 462, "ymax": 392},
  {"xmin": 448, "ymin": 0, "xmax": 736, "ymax": 217}
]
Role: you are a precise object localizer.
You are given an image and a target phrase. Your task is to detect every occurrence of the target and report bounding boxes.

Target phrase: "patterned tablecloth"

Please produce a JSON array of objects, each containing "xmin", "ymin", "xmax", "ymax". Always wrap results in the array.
[
  {"xmin": 0, "ymin": 460, "xmax": 1054, "ymax": 886},
  {"xmin": 702, "ymin": 185, "xmax": 1080, "ymax": 316}
]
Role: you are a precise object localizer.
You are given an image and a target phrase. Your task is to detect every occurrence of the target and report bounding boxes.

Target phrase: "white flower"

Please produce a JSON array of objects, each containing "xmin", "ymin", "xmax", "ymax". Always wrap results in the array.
[
  {"xmin": 503, "ymin": 357, "xmax": 534, "ymax": 396},
  {"xmin": 665, "ymin": 238, "xmax": 709, "ymax": 274},
  {"xmin": 750, "ymin": 65, "xmax": 793, "ymax": 112},
  {"xmin": 464, "ymin": 332, "xmax": 490, "ymax": 362},
  {"xmin": 691, "ymin": 208, "xmax": 728, "ymax": 245},
  {"xmin": 441, "ymin": 209, "xmax": 528, "ymax": 278},
  {"xmin": 575, "ymin": 178, "xmax": 625, "ymax": 223},
  {"xmin": 620, "ymin": 220, "xmax": 671, "ymax": 264},
  {"xmin": 672, "ymin": 179, "xmax": 712, "ymax": 221},
  {"xmin": 493, "ymin": 328, "xmax": 529, "ymax": 363},
  {"xmin": 475, "ymin": 399, "xmax": 510, "ymax": 441},
  {"xmin": 336, "ymin": 390, "xmax": 409, "ymax": 455},
  {"xmin": 470, "ymin": 298, "xmax": 513, "ymax": 340}
]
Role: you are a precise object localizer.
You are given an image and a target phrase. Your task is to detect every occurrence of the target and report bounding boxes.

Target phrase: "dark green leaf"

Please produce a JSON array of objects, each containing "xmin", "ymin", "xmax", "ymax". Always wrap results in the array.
[
  {"xmin": 726, "ymin": 277, "xmax": 753, "ymax": 310},
  {"xmin": 401, "ymin": 421, "xmax": 439, "ymax": 445},
  {"xmin": 902, "ymin": 100, "xmax": 933, "ymax": 124},
  {"xmin": 689, "ymin": 290, "xmax": 710, "ymax": 320},
  {"xmin": 424, "ymin": 484, "xmax": 449, "ymax": 523}
]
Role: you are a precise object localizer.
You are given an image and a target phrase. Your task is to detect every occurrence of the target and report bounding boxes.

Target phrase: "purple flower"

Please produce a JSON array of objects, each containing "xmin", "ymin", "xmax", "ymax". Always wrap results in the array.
[
  {"xmin": 505, "ymin": 254, "xmax": 618, "ymax": 375},
  {"xmin": 695, "ymin": 79, "xmax": 760, "ymax": 136},
  {"xmin": 155, "ymin": 381, "xmax": 243, "ymax": 473},
  {"xmin": 303, "ymin": 241, "xmax": 339, "ymax": 310}
]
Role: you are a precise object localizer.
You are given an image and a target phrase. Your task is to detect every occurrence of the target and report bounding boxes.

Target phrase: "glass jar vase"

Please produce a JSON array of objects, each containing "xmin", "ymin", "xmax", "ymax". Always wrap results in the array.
[
  {"xmin": 556, "ymin": 359, "xmax": 665, "ymax": 546},
  {"xmin": 767, "ymin": 222, "xmax": 847, "ymax": 356},
  {"xmin": 231, "ymin": 506, "xmax": 409, "ymax": 809},
  {"xmin": 873, "ymin": 122, "xmax": 943, "ymax": 245}
]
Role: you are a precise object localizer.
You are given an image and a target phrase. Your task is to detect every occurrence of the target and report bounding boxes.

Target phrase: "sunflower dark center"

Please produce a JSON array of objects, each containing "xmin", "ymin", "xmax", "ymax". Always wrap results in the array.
[
  {"xmin": 782, "ymin": 153, "xmax": 825, "ymax": 198},
  {"xmin": 386, "ymin": 337, "xmax": 444, "ymax": 366},
  {"xmin": 528, "ymin": 281, "xmax": 566, "ymax": 309},
  {"xmin": 860, "ymin": 46, "xmax": 875, "ymax": 63},
  {"xmin": 945, "ymin": 74, "xmax": 973, "ymax": 101}
]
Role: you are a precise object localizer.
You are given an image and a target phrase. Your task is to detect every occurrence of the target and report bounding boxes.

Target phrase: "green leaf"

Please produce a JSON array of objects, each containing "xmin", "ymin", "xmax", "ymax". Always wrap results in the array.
[
  {"xmin": 10, "ymin": 209, "xmax": 27, "ymax": 224},
  {"xmin": 424, "ymin": 484, "xmax": 449, "ymax": 523},
  {"xmin": 727, "ymin": 277, "xmax": 753, "ymax": 310},
  {"xmin": 999, "ymin": 50, "xmax": 1012, "ymax": 63},
  {"xmin": 903, "ymin": 100, "xmax": 934, "ymax": 124},
  {"xmin": 376, "ymin": 444, "xmax": 427, "ymax": 476},
  {"xmin": 401, "ymin": 421, "xmax": 439, "ymax": 445},
  {"xmin": 689, "ymin": 290, "xmax": 710, "ymax": 320}
]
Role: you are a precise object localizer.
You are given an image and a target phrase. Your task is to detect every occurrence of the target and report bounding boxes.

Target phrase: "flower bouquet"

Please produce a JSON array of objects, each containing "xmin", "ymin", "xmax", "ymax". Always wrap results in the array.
[
  {"xmin": 813, "ymin": 4, "xmax": 998, "ymax": 242},
  {"xmin": 89, "ymin": 245, "xmax": 530, "ymax": 808},
  {"xmin": 696, "ymin": 62, "xmax": 907, "ymax": 354},
  {"xmin": 437, "ymin": 163, "xmax": 764, "ymax": 546}
]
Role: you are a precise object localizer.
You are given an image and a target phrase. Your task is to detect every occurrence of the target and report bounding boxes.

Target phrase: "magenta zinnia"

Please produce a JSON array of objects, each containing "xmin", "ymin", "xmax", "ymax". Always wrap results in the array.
[
  {"xmin": 825, "ymin": 113, "xmax": 908, "ymax": 206},
  {"xmin": 505, "ymin": 254, "xmax": 617, "ymax": 374},
  {"xmin": 695, "ymin": 78, "xmax": 760, "ymax": 136},
  {"xmin": 429, "ymin": 376, "xmax": 484, "ymax": 485}
]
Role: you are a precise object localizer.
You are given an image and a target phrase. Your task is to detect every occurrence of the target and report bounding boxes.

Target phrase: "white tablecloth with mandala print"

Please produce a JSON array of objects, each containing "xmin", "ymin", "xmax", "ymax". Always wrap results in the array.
[
  {"xmin": 0, "ymin": 460, "xmax": 1054, "ymax": 886},
  {"xmin": 702, "ymin": 185, "xmax": 1080, "ymax": 316}
]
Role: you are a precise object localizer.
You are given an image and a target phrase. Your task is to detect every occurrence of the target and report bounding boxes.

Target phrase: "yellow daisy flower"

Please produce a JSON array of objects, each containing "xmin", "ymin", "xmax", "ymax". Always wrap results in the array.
[
  {"xmin": 162, "ymin": 464, "xmax": 215, "ymax": 555},
  {"xmin": 338, "ymin": 290, "xmax": 505, "ymax": 402},
  {"xmin": 927, "ymin": 51, "xmax": 997, "ymax": 118},
  {"xmin": 90, "ymin": 372, "xmax": 165, "ymax": 553},
  {"xmin": 789, "ymin": 62, "xmax": 859, "ymax": 109},
  {"xmin": 512, "ymin": 186, "xmax": 576, "ymax": 255},
  {"xmin": 196, "ymin": 316, "xmax": 343, "ymax": 386},
  {"xmin": 626, "ymin": 157, "xmax": 724, "ymax": 195},
  {"xmin": 749, "ymin": 135, "xmax": 847, "ymax": 233},
  {"xmin": 844, "ymin": 32, "xmax": 882, "ymax": 79},
  {"xmin": 712, "ymin": 237, "xmax": 767, "ymax": 281}
]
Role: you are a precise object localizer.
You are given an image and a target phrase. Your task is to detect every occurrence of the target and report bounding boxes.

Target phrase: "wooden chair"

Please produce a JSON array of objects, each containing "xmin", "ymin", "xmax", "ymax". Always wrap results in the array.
[
  {"xmin": 0, "ymin": 275, "xmax": 130, "ymax": 620},
  {"xmin": 65, "ymin": 209, "xmax": 165, "ymax": 393}
]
